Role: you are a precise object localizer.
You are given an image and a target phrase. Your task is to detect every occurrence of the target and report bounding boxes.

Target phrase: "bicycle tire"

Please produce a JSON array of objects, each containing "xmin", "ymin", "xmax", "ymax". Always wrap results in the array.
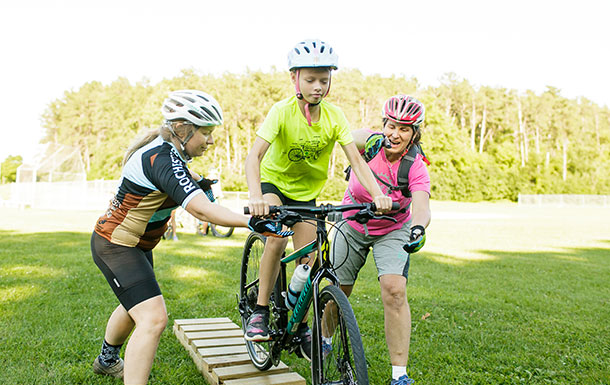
[
  {"xmin": 239, "ymin": 232, "xmax": 277, "ymax": 371},
  {"xmin": 313, "ymin": 285, "xmax": 369, "ymax": 385},
  {"xmin": 210, "ymin": 223, "xmax": 234, "ymax": 238}
]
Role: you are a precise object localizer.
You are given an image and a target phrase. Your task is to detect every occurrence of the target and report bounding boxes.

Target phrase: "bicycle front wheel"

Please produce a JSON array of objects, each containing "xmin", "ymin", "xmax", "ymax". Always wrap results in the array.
[
  {"xmin": 210, "ymin": 223, "xmax": 234, "ymax": 238},
  {"xmin": 239, "ymin": 232, "xmax": 274, "ymax": 371},
  {"xmin": 313, "ymin": 285, "xmax": 369, "ymax": 385}
]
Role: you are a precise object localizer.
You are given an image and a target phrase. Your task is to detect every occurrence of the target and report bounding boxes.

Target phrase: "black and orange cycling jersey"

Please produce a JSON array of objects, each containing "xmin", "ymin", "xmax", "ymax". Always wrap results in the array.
[{"xmin": 95, "ymin": 136, "xmax": 203, "ymax": 251}]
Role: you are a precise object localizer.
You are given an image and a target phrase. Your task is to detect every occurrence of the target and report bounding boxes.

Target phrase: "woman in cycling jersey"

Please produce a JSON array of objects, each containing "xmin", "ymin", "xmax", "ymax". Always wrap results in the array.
[
  {"xmin": 331, "ymin": 95, "xmax": 431, "ymax": 385},
  {"xmin": 243, "ymin": 39, "xmax": 392, "ymax": 360},
  {"xmin": 90, "ymin": 90, "xmax": 290, "ymax": 384}
]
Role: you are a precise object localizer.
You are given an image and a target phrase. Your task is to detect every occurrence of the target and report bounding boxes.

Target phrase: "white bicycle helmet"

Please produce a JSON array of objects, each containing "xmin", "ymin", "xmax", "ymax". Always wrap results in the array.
[
  {"xmin": 287, "ymin": 39, "xmax": 338, "ymax": 70},
  {"xmin": 161, "ymin": 90, "xmax": 223, "ymax": 126}
]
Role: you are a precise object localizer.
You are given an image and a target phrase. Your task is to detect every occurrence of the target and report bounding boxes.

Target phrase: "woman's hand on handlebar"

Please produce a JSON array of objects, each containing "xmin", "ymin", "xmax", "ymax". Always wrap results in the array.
[
  {"xmin": 248, "ymin": 196, "xmax": 270, "ymax": 217},
  {"xmin": 373, "ymin": 194, "xmax": 393, "ymax": 213}
]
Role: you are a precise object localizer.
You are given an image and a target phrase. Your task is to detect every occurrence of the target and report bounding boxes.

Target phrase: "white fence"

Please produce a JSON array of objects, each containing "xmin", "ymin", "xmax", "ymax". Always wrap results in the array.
[
  {"xmin": 518, "ymin": 194, "xmax": 610, "ymax": 207},
  {"xmin": 1, "ymin": 180, "xmax": 250, "ymax": 212},
  {"xmin": 4, "ymin": 180, "xmax": 118, "ymax": 211}
]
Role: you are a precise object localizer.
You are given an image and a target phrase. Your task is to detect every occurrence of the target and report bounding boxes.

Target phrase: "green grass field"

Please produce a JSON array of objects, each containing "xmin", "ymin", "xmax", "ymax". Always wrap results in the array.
[{"xmin": 0, "ymin": 201, "xmax": 609, "ymax": 384}]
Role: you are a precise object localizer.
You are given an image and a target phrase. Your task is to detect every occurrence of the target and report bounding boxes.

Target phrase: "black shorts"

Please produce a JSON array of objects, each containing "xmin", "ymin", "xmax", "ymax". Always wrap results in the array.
[
  {"xmin": 261, "ymin": 182, "xmax": 316, "ymax": 206},
  {"xmin": 91, "ymin": 232, "xmax": 161, "ymax": 311}
]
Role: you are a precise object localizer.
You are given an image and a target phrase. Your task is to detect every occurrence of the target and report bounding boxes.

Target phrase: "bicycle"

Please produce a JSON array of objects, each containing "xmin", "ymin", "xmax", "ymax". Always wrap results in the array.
[
  {"xmin": 196, "ymin": 221, "xmax": 235, "ymax": 238},
  {"xmin": 238, "ymin": 202, "xmax": 399, "ymax": 385}
]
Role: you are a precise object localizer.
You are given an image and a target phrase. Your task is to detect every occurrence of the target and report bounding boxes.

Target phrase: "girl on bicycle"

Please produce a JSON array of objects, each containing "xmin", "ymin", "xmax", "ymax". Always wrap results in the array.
[
  {"xmin": 331, "ymin": 95, "xmax": 431, "ymax": 385},
  {"xmin": 244, "ymin": 39, "xmax": 392, "ymax": 360},
  {"xmin": 90, "ymin": 90, "xmax": 290, "ymax": 384}
]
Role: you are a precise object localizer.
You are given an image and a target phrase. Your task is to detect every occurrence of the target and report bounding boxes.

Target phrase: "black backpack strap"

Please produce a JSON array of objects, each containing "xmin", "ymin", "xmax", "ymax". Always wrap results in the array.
[
  {"xmin": 346, "ymin": 143, "xmax": 428, "ymax": 199},
  {"xmin": 396, "ymin": 144, "xmax": 424, "ymax": 198}
]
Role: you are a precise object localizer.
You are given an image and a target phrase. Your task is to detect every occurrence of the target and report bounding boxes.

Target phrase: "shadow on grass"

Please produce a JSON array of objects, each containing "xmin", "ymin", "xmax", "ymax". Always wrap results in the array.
[{"xmin": 0, "ymin": 229, "xmax": 248, "ymax": 384}]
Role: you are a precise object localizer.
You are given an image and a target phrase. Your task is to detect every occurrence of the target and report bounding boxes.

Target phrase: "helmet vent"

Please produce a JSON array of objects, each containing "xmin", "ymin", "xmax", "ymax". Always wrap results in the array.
[
  {"xmin": 312, "ymin": 41, "xmax": 316, "ymax": 48},
  {"xmin": 320, "ymin": 46, "xmax": 325, "ymax": 53},
  {"xmin": 196, "ymin": 94, "xmax": 210, "ymax": 102},
  {"xmin": 182, "ymin": 96, "xmax": 196, "ymax": 103},
  {"xmin": 200, "ymin": 106, "xmax": 216, "ymax": 119},
  {"xmin": 294, "ymin": 48, "xmax": 301, "ymax": 55},
  {"xmin": 303, "ymin": 46, "xmax": 310, "ymax": 53},
  {"xmin": 189, "ymin": 110, "xmax": 204, "ymax": 120}
]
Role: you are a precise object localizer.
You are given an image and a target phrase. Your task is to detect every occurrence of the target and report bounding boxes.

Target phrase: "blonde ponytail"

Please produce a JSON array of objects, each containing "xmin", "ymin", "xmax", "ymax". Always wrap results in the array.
[
  {"xmin": 122, "ymin": 121, "xmax": 194, "ymax": 165},
  {"xmin": 123, "ymin": 127, "xmax": 161, "ymax": 165}
]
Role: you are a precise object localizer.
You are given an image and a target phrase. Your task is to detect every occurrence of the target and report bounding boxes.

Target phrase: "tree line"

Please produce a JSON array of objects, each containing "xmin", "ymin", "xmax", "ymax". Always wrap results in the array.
[{"xmin": 31, "ymin": 69, "xmax": 610, "ymax": 201}]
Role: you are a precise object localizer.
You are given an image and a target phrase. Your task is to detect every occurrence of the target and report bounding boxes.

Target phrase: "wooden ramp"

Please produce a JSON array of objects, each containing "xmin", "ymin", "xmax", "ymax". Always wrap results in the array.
[{"xmin": 173, "ymin": 317, "xmax": 306, "ymax": 385}]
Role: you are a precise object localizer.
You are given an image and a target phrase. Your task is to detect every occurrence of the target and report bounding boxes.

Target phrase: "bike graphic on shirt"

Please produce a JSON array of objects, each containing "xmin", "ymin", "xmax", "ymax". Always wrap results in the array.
[{"xmin": 287, "ymin": 141, "xmax": 322, "ymax": 163}]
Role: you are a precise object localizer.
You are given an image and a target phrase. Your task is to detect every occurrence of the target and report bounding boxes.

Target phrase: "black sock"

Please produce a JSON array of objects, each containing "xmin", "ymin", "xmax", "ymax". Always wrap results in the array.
[
  {"xmin": 98, "ymin": 339, "xmax": 122, "ymax": 367},
  {"xmin": 254, "ymin": 304, "xmax": 269, "ymax": 313}
]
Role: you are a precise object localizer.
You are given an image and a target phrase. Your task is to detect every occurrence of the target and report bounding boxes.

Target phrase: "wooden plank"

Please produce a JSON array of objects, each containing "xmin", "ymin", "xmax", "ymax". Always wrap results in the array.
[
  {"xmin": 174, "ymin": 317, "xmax": 232, "ymax": 326},
  {"xmin": 213, "ymin": 362, "xmax": 289, "ymax": 383},
  {"xmin": 174, "ymin": 316, "xmax": 305, "ymax": 385},
  {"xmin": 198, "ymin": 345, "xmax": 248, "ymax": 358},
  {"xmin": 204, "ymin": 353, "xmax": 252, "ymax": 370},
  {"xmin": 180, "ymin": 323, "xmax": 240, "ymax": 333},
  {"xmin": 223, "ymin": 372, "xmax": 306, "ymax": 385},
  {"xmin": 173, "ymin": 325, "xmax": 211, "ymax": 381},
  {"xmin": 191, "ymin": 337, "xmax": 245, "ymax": 348},
  {"xmin": 185, "ymin": 329, "xmax": 244, "ymax": 340}
]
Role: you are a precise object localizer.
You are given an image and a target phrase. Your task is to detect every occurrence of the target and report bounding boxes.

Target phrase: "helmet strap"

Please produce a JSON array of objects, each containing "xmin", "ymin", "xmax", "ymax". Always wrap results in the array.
[
  {"xmin": 295, "ymin": 69, "xmax": 303, "ymax": 99},
  {"xmin": 167, "ymin": 121, "xmax": 194, "ymax": 162},
  {"xmin": 294, "ymin": 68, "xmax": 332, "ymax": 127},
  {"xmin": 304, "ymin": 103, "xmax": 313, "ymax": 126}
]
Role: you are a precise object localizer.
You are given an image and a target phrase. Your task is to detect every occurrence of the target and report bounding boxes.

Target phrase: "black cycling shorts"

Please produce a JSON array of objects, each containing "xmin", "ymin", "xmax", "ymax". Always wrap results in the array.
[
  {"xmin": 91, "ymin": 232, "xmax": 161, "ymax": 311},
  {"xmin": 261, "ymin": 182, "xmax": 316, "ymax": 206}
]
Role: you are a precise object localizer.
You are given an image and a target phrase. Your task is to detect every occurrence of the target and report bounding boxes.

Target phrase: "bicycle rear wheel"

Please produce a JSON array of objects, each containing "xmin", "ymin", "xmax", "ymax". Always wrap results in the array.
[
  {"xmin": 313, "ymin": 285, "xmax": 369, "ymax": 385},
  {"xmin": 239, "ymin": 232, "xmax": 275, "ymax": 370},
  {"xmin": 210, "ymin": 223, "xmax": 234, "ymax": 237}
]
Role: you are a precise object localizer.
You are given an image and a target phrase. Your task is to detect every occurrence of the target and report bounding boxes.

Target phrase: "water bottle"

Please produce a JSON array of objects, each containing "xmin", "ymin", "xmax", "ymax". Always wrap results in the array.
[{"xmin": 285, "ymin": 264, "xmax": 310, "ymax": 310}]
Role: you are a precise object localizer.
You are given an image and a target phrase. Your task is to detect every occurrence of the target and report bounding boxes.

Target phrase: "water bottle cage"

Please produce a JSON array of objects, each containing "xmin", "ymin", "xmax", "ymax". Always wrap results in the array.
[{"xmin": 285, "ymin": 286, "xmax": 301, "ymax": 310}]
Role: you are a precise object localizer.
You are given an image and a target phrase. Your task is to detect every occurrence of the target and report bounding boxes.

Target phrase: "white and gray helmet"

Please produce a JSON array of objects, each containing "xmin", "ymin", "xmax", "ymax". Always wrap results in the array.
[
  {"xmin": 161, "ymin": 90, "xmax": 223, "ymax": 126},
  {"xmin": 287, "ymin": 39, "xmax": 338, "ymax": 71}
]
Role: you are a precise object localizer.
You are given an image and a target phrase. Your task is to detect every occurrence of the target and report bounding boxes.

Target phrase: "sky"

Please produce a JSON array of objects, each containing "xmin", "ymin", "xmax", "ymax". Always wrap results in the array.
[{"xmin": 1, "ymin": 0, "xmax": 609, "ymax": 163}]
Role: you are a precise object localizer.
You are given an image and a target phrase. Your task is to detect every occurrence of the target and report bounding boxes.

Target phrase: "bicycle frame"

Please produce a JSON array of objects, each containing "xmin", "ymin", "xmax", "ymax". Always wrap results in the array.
[{"xmin": 270, "ymin": 217, "xmax": 340, "ymax": 357}]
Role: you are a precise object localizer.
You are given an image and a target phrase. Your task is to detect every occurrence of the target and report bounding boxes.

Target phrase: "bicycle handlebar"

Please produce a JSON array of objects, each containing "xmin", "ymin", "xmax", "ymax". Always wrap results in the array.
[
  {"xmin": 244, "ymin": 202, "xmax": 400, "ymax": 215},
  {"xmin": 244, "ymin": 202, "xmax": 401, "ymax": 225}
]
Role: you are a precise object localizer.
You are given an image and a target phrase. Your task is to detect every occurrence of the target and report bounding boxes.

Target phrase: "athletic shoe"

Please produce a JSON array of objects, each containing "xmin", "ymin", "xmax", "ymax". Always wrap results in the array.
[
  {"xmin": 295, "ymin": 325, "xmax": 311, "ymax": 361},
  {"xmin": 244, "ymin": 310, "xmax": 270, "ymax": 341},
  {"xmin": 322, "ymin": 338, "xmax": 333, "ymax": 360},
  {"xmin": 93, "ymin": 356, "xmax": 124, "ymax": 379},
  {"xmin": 390, "ymin": 374, "xmax": 415, "ymax": 384}
]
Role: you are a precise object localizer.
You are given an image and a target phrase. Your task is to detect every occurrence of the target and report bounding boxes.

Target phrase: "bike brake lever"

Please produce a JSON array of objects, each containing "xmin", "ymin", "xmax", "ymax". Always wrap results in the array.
[
  {"xmin": 373, "ymin": 215, "xmax": 398, "ymax": 223},
  {"xmin": 277, "ymin": 211, "xmax": 302, "ymax": 228},
  {"xmin": 347, "ymin": 209, "xmax": 376, "ymax": 224}
]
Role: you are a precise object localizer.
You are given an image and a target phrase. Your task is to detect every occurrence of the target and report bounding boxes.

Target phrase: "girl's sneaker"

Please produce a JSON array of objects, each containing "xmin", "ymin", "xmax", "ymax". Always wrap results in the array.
[
  {"xmin": 390, "ymin": 374, "xmax": 415, "ymax": 384},
  {"xmin": 244, "ymin": 310, "xmax": 270, "ymax": 341}
]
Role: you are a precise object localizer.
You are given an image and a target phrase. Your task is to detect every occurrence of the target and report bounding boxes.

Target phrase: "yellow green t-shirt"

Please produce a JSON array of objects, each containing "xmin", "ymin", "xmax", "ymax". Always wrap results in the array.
[{"xmin": 257, "ymin": 96, "xmax": 353, "ymax": 201}]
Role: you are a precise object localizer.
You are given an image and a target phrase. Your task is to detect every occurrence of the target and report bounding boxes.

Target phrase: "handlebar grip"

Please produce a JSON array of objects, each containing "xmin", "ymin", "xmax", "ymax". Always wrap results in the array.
[
  {"xmin": 370, "ymin": 202, "xmax": 401, "ymax": 211},
  {"xmin": 244, "ymin": 206, "xmax": 282, "ymax": 215}
]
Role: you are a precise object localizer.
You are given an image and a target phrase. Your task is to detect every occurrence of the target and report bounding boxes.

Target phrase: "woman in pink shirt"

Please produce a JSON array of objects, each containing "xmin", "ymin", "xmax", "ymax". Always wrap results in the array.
[{"xmin": 331, "ymin": 95, "xmax": 431, "ymax": 385}]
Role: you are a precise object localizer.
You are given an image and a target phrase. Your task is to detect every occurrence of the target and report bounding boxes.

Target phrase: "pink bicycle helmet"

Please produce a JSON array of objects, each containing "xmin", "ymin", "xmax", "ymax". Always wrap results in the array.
[{"xmin": 383, "ymin": 95, "xmax": 425, "ymax": 127}]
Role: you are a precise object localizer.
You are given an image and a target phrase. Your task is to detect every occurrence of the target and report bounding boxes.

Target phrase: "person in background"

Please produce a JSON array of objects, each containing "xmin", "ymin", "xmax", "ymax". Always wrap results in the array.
[
  {"xmin": 167, "ymin": 209, "xmax": 178, "ymax": 241},
  {"xmin": 330, "ymin": 95, "xmax": 431, "ymax": 385},
  {"xmin": 90, "ymin": 90, "xmax": 291, "ymax": 384}
]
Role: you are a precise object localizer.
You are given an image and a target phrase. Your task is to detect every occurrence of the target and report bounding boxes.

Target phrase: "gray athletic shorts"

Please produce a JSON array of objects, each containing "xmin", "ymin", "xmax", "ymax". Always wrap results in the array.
[{"xmin": 330, "ymin": 220, "xmax": 412, "ymax": 285}]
